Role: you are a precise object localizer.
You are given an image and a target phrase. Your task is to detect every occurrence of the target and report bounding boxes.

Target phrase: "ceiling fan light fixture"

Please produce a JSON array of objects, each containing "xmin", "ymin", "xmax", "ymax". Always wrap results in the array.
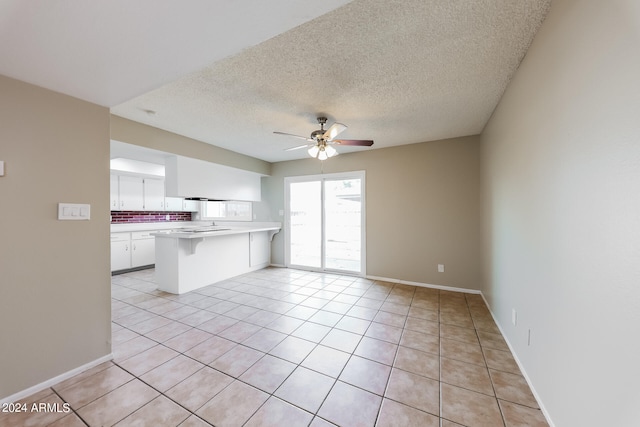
[
  {"xmin": 308, "ymin": 145, "xmax": 320, "ymax": 158},
  {"xmin": 325, "ymin": 145, "xmax": 337, "ymax": 158},
  {"xmin": 317, "ymin": 148, "xmax": 328, "ymax": 161}
]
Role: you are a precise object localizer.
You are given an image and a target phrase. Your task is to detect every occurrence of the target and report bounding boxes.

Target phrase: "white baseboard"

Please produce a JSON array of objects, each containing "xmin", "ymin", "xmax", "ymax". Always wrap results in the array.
[
  {"xmin": 366, "ymin": 274, "xmax": 482, "ymax": 294},
  {"xmin": 479, "ymin": 294, "xmax": 555, "ymax": 427},
  {"xmin": 0, "ymin": 353, "xmax": 114, "ymax": 405}
]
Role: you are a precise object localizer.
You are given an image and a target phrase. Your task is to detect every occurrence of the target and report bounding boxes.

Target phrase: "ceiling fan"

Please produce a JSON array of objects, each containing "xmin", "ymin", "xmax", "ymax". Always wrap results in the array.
[{"xmin": 274, "ymin": 116, "xmax": 374, "ymax": 160}]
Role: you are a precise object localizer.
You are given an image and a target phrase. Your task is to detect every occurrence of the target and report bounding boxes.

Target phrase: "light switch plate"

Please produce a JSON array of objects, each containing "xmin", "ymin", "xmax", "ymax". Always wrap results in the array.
[
  {"xmin": 0, "ymin": 160, "xmax": 4, "ymax": 176},
  {"xmin": 58, "ymin": 203, "xmax": 91, "ymax": 220}
]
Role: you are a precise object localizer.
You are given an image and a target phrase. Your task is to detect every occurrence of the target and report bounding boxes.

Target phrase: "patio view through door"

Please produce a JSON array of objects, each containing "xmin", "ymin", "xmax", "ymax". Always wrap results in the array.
[{"xmin": 285, "ymin": 171, "xmax": 365, "ymax": 275}]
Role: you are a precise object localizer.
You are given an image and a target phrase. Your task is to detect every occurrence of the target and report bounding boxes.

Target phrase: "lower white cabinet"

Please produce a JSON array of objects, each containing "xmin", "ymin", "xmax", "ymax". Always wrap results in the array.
[
  {"xmin": 110, "ymin": 233, "xmax": 131, "ymax": 271},
  {"xmin": 131, "ymin": 231, "xmax": 156, "ymax": 267},
  {"xmin": 111, "ymin": 231, "xmax": 157, "ymax": 272}
]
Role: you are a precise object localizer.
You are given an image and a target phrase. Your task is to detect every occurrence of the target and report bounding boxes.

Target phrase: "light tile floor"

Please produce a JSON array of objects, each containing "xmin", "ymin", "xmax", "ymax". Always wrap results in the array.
[{"xmin": 1, "ymin": 268, "xmax": 549, "ymax": 427}]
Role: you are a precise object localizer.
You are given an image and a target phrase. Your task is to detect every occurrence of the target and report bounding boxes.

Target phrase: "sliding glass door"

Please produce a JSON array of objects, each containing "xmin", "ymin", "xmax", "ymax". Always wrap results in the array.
[{"xmin": 285, "ymin": 171, "xmax": 365, "ymax": 275}]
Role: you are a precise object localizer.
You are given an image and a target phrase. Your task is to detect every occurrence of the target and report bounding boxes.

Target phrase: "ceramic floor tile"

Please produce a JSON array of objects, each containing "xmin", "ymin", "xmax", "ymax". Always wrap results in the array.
[
  {"xmin": 165, "ymin": 367, "xmax": 234, "ymax": 412},
  {"xmin": 334, "ymin": 315, "xmax": 371, "ymax": 334},
  {"xmin": 385, "ymin": 368, "xmax": 439, "ymax": 416},
  {"xmin": 376, "ymin": 398, "xmax": 440, "ymax": 427},
  {"xmin": 183, "ymin": 335, "xmax": 236, "ymax": 364},
  {"xmin": 239, "ymin": 354, "xmax": 297, "ymax": 393},
  {"xmin": 196, "ymin": 380, "xmax": 269, "ymax": 427},
  {"xmin": 77, "ymin": 379, "xmax": 159, "ymax": 427},
  {"xmin": 499, "ymin": 400, "xmax": 549, "ymax": 427},
  {"xmin": 274, "ymin": 367, "xmax": 335, "ymax": 413},
  {"xmin": 490, "ymin": 369, "xmax": 539, "ymax": 408},
  {"xmin": 321, "ymin": 328, "xmax": 363, "ymax": 353},
  {"xmin": 269, "ymin": 335, "xmax": 317, "ymax": 364},
  {"xmin": 291, "ymin": 322, "xmax": 332, "ymax": 343},
  {"xmin": 354, "ymin": 336, "xmax": 398, "ymax": 365},
  {"xmin": 339, "ymin": 355, "xmax": 391, "ymax": 395},
  {"xmin": 266, "ymin": 315, "xmax": 305, "ymax": 334},
  {"xmin": 245, "ymin": 396, "xmax": 314, "ymax": 427},
  {"xmin": 48, "ymin": 412, "xmax": 87, "ymax": 427},
  {"xmin": 217, "ymin": 320, "xmax": 262, "ymax": 343},
  {"xmin": 477, "ymin": 330, "xmax": 510, "ymax": 352},
  {"xmin": 118, "ymin": 344, "xmax": 180, "ymax": 377},
  {"xmin": 394, "ymin": 345, "xmax": 439, "ymax": 380},
  {"xmin": 56, "ymin": 364, "xmax": 134, "ymax": 408},
  {"xmin": 242, "ymin": 327, "xmax": 288, "ymax": 352},
  {"xmin": 113, "ymin": 395, "xmax": 190, "ymax": 426},
  {"xmin": 399, "ymin": 329, "xmax": 439, "ymax": 355},
  {"xmin": 139, "ymin": 354, "xmax": 204, "ymax": 392},
  {"xmin": 440, "ymin": 323, "xmax": 479, "ymax": 344},
  {"xmin": 209, "ymin": 344, "xmax": 264, "ymax": 377},
  {"xmin": 100, "ymin": 269, "xmax": 542, "ymax": 427},
  {"xmin": 441, "ymin": 357, "xmax": 494, "ymax": 396},
  {"xmin": 318, "ymin": 380, "xmax": 382, "ymax": 427},
  {"xmin": 440, "ymin": 337, "xmax": 485, "ymax": 366},
  {"xmin": 441, "ymin": 383, "xmax": 503, "ymax": 427},
  {"xmin": 301, "ymin": 345, "xmax": 351, "ymax": 378},
  {"xmin": 483, "ymin": 348, "xmax": 521, "ymax": 374},
  {"xmin": 113, "ymin": 335, "xmax": 158, "ymax": 362}
]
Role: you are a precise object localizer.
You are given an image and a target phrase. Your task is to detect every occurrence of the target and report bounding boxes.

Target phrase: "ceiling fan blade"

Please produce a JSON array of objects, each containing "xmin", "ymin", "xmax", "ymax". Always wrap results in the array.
[
  {"xmin": 274, "ymin": 131, "xmax": 313, "ymax": 142},
  {"xmin": 332, "ymin": 139, "xmax": 374, "ymax": 146},
  {"xmin": 284, "ymin": 144, "xmax": 312, "ymax": 151},
  {"xmin": 323, "ymin": 123, "xmax": 347, "ymax": 140}
]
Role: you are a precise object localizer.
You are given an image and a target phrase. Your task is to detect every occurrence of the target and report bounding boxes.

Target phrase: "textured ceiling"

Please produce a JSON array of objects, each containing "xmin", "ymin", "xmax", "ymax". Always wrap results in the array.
[
  {"xmin": 112, "ymin": 0, "xmax": 551, "ymax": 162},
  {"xmin": 0, "ymin": 0, "xmax": 350, "ymax": 106}
]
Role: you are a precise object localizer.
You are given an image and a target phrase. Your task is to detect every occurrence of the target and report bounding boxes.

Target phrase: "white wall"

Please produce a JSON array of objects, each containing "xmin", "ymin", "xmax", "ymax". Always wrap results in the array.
[{"xmin": 480, "ymin": 1, "xmax": 640, "ymax": 425}]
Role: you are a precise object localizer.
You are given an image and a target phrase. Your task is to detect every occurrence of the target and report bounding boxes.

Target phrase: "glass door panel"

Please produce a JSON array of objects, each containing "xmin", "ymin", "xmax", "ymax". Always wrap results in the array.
[
  {"xmin": 324, "ymin": 178, "xmax": 362, "ymax": 272},
  {"xmin": 289, "ymin": 181, "xmax": 322, "ymax": 268}
]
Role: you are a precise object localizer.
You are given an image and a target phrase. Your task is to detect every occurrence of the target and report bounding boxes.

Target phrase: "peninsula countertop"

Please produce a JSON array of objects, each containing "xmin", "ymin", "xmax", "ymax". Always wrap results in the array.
[{"xmin": 151, "ymin": 222, "xmax": 281, "ymax": 239}]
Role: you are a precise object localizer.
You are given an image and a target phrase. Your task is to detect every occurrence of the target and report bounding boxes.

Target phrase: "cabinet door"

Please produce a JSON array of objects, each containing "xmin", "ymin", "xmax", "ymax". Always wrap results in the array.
[
  {"xmin": 110, "ymin": 174, "xmax": 120, "ymax": 210},
  {"xmin": 249, "ymin": 231, "xmax": 270, "ymax": 267},
  {"xmin": 118, "ymin": 175, "xmax": 144, "ymax": 211},
  {"xmin": 131, "ymin": 238, "xmax": 155, "ymax": 267},
  {"xmin": 143, "ymin": 178, "xmax": 165, "ymax": 211},
  {"xmin": 111, "ymin": 236, "xmax": 131, "ymax": 271},
  {"xmin": 165, "ymin": 197, "xmax": 184, "ymax": 211}
]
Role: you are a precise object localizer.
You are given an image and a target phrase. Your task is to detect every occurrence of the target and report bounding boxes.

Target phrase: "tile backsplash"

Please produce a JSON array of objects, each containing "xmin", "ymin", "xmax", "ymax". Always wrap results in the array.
[{"xmin": 110, "ymin": 211, "xmax": 193, "ymax": 224}]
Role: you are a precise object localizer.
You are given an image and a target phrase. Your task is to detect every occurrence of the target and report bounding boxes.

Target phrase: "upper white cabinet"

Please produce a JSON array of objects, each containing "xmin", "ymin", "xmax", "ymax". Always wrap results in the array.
[
  {"xmin": 143, "ymin": 178, "xmax": 165, "ymax": 211},
  {"xmin": 110, "ymin": 174, "xmax": 120, "ymax": 210},
  {"xmin": 165, "ymin": 155, "xmax": 262, "ymax": 202},
  {"xmin": 117, "ymin": 175, "xmax": 144, "ymax": 211}
]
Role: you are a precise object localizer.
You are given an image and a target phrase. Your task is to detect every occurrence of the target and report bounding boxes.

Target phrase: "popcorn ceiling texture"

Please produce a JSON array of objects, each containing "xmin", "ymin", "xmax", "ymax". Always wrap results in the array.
[{"xmin": 112, "ymin": 0, "xmax": 551, "ymax": 162}]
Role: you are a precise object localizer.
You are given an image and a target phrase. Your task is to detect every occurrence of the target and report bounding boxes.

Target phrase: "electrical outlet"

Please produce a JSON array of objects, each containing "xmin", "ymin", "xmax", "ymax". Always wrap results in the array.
[
  {"xmin": 165, "ymin": 214, "xmax": 170, "ymax": 220},
  {"xmin": 437, "ymin": 264, "xmax": 445, "ymax": 273},
  {"xmin": 512, "ymin": 309, "xmax": 517, "ymax": 326}
]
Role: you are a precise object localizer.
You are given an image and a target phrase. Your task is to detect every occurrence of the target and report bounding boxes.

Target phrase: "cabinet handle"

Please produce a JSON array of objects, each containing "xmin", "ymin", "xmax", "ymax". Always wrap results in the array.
[
  {"xmin": 125, "ymin": 245, "xmax": 128, "ymax": 251},
  {"xmin": 133, "ymin": 244, "xmax": 136, "ymax": 251}
]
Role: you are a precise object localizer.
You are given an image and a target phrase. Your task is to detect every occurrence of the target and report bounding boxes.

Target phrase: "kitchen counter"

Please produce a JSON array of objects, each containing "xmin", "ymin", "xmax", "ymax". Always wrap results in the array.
[{"xmin": 151, "ymin": 222, "xmax": 281, "ymax": 294}]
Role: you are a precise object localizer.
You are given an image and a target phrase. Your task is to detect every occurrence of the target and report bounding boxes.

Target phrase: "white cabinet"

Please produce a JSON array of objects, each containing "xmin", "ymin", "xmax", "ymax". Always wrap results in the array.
[
  {"xmin": 143, "ymin": 178, "xmax": 165, "ymax": 211},
  {"xmin": 111, "ymin": 231, "xmax": 157, "ymax": 272},
  {"xmin": 117, "ymin": 175, "xmax": 144, "ymax": 211},
  {"xmin": 110, "ymin": 174, "xmax": 120, "ymax": 210},
  {"xmin": 110, "ymin": 233, "xmax": 131, "ymax": 271},
  {"xmin": 249, "ymin": 231, "xmax": 270, "ymax": 267},
  {"xmin": 131, "ymin": 231, "xmax": 156, "ymax": 267},
  {"xmin": 165, "ymin": 197, "xmax": 199, "ymax": 212}
]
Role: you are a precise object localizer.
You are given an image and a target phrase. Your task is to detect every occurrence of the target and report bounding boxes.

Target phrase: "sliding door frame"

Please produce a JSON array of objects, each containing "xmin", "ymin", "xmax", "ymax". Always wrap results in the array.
[{"xmin": 284, "ymin": 170, "xmax": 366, "ymax": 276}]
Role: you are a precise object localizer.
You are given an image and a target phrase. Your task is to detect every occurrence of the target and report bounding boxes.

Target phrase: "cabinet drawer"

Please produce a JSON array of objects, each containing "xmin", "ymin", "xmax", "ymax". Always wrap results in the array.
[
  {"xmin": 131, "ymin": 231, "xmax": 156, "ymax": 240},
  {"xmin": 111, "ymin": 233, "xmax": 130, "ymax": 242}
]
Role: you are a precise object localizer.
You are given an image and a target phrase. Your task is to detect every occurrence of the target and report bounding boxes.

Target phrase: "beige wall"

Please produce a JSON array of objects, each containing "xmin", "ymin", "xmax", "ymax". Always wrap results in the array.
[
  {"xmin": 0, "ymin": 75, "xmax": 111, "ymax": 399},
  {"xmin": 262, "ymin": 136, "xmax": 482, "ymax": 290},
  {"xmin": 111, "ymin": 115, "xmax": 271, "ymax": 176},
  {"xmin": 480, "ymin": 0, "xmax": 640, "ymax": 425}
]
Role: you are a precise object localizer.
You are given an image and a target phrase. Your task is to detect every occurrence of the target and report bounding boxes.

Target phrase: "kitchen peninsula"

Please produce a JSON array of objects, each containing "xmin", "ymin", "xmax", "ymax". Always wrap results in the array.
[{"xmin": 152, "ymin": 222, "xmax": 281, "ymax": 294}]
